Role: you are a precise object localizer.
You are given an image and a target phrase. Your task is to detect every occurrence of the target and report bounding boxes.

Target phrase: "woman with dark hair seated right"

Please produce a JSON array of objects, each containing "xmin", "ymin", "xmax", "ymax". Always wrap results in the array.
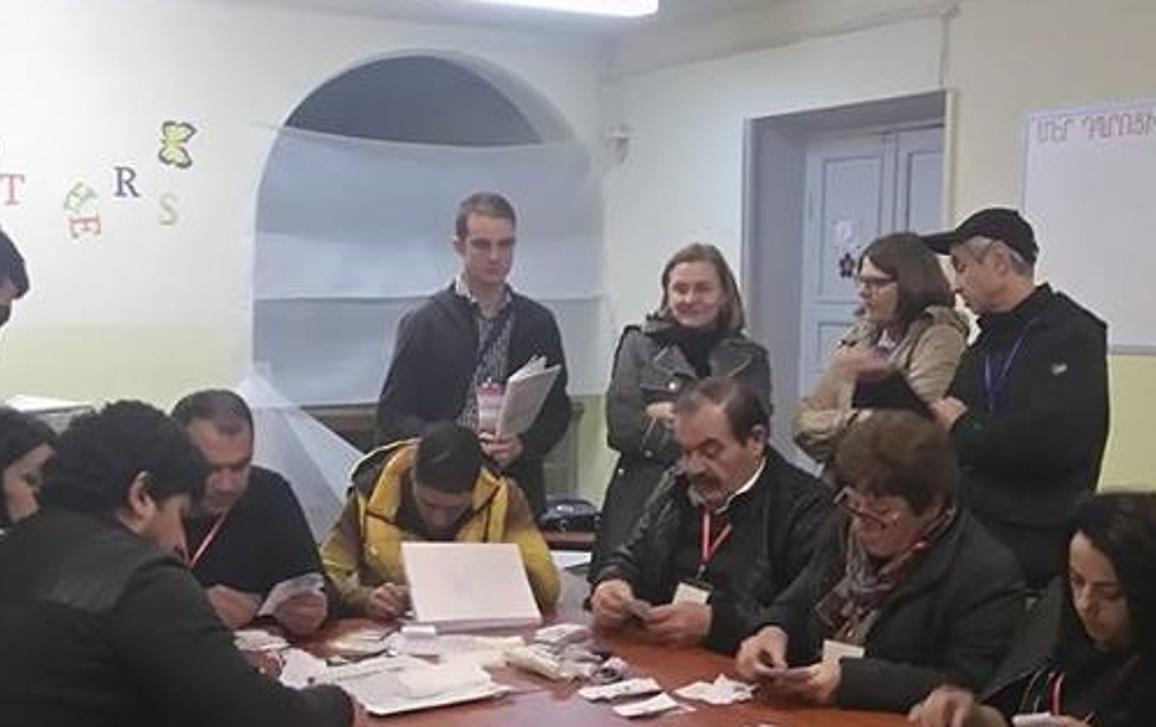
[
  {"xmin": 910, "ymin": 491, "xmax": 1156, "ymax": 727},
  {"xmin": 0, "ymin": 407, "xmax": 55, "ymax": 533}
]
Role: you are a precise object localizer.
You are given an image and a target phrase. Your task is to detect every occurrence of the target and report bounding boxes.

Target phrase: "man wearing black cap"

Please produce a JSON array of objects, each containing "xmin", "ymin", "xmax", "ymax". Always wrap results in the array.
[
  {"xmin": 922, "ymin": 207, "xmax": 1108, "ymax": 588},
  {"xmin": 320, "ymin": 421, "xmax": 559, "ymax": 621},
  {"xmin": 0, "ymin": 229, "xmax": 30, "ymax": 329}
]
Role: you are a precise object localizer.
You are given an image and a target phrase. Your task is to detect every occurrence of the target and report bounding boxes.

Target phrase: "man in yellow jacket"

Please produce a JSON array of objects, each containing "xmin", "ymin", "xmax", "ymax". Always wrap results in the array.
[{"xmin": 321, "ymin": 422, "xmax": 559, "ymax": 620}]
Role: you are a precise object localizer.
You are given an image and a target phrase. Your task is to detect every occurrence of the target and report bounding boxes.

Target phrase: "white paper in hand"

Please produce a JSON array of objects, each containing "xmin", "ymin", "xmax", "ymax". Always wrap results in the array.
[
  {"xmin": 402, "ymin": 542, "xmax": 541, "ymax": 631},
  {"xmin": 495, "ymin": 356, "xmax": 561, "ymax": 436},
  {"xmin": 258, "ymin": 572, "xmax": 325, "ymax": 616}
]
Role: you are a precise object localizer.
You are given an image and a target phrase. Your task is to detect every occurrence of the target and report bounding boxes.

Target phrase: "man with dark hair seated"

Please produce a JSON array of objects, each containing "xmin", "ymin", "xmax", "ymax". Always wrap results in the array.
[
  {"xmin": 590, "ymin": 376, "xmax": 832, "ymax": 654},
  {"xmin": 172, "ymin": 389, "xmax": 329, "ymax": 636},
  {"xmin": 321, "ymin": 421, "xmax": 559, "ymax": 621},
  {"xmin": 736, "ymin": 410, "xmax": 1024, "ymax": 713},
  {"xmin": 0, "ymin": 228, "xmax": 29, "ymax": 329},
  {"xmin": 0, "ymin": 401, "xmax": 360, "ymax": 727}
]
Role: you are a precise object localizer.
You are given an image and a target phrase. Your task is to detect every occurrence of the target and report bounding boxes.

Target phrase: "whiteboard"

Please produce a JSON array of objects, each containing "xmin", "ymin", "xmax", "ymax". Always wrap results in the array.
[{"xmin": 1022, "ymin": 98, "xmax": 1156, "ymax": 351}]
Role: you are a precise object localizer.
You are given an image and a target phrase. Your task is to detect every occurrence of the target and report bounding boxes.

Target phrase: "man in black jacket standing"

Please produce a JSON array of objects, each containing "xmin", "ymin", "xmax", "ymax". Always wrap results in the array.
[
  {"xmin": 376, "ymin": 192, "xmax": 570, "ymax": 517},
  {"xmin": 923, "ymin": 208, "xmax": 1109, "ymax": 588},
  {"xmin": 590, "ymin": 377, "xmax": 831, "ymax": 654},
  {"xmin": 0, "ymin": 401, "xmax": 359, "ymax": 727}
]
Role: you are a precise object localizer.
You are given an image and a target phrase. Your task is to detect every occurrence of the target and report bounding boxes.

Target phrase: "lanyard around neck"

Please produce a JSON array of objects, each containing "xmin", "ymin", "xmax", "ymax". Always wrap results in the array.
[{"xmin": 188, "ymin": 510, "xmax": 229, "ymax": 568}]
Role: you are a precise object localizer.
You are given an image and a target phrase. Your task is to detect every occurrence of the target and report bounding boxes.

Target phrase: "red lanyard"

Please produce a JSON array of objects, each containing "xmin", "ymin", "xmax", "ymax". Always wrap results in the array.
[
  {"xmin": 188, "ymin": 511, "xmax": 229, "ymax": 568},
  {"xmin": 1050, "ymin": 672, "xmax": 1064, "ymax": 716},
  {"xmin": 699, "ymin": 509, "xmax": 733, "ymax": 571},
  {"xmin": 1048, "ymin": 671, "xmax": 1097, "ymax": 725}
]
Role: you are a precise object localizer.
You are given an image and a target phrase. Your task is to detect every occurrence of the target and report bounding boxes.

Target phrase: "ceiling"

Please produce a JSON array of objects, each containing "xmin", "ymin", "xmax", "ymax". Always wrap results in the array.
[{"xmin": 180, "ymin": 0, "xmax": 790, "ymax": 34}]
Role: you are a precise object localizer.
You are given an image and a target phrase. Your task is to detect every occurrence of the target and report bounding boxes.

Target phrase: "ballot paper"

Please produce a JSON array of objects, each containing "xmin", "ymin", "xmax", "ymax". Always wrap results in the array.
[
  {"xmin": 533, "ymin": 623, "xmax": 590, "ymax": 647},
  {"xmin": 279, "ymin": 651, "xmax": 426, "ymax": 689},
  {"xmin": 328, "ymin": 626, "xmax": 394, "ymax": 656},
  {"xmin": 402, "ymin": 542, "xmax": 541, "ymax": 631},
  {"xmin": 578, "ymin": 678, "xmax": 663, "ymax": 702},
  {"xmin": 495, "ymin": 356, "xmax": 561, "ymax": 436},
  {"xmin": 233, "ymin": 628, "xmax": 289, "ymax": 652},
  {"xmin": 674, "ymin": 674, "xmax": 754, "ymax": 706},
  {"xmin": 612, "ymin": 693, "xmax": 684, "ymax": 718},
  {"xmin": 821, "ymin": 639, "xmax": 866, "ymax": 663},
  {"xmin": 258, "ymin": 572, "xmax": 326, "ymax": 617}
]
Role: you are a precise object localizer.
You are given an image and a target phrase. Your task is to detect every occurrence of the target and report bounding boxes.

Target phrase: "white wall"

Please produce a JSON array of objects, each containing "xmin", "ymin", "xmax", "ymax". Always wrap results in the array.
[
  {"xmin": 601, "ymin": 17, "xmax": 944, "ymax": 351},
  {"xmin": 0, "ymin": 0, "xmax": 604, "ymax": 406}
]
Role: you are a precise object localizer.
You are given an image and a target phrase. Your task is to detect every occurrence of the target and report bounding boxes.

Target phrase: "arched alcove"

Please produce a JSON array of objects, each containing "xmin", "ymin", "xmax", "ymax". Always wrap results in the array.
[{"xmin": 252, "ymin": 52, "xmax": 605, "ymax": 410}]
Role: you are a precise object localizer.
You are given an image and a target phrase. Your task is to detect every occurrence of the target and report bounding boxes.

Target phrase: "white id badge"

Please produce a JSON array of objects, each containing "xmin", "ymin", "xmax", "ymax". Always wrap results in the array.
[
  {"xmin": 672, "ymin": 581, "xmax": 711, "ymax": 605},
  {"xmin": 822, "ymin": 639, "xmax": 865, "ymax": 663}
]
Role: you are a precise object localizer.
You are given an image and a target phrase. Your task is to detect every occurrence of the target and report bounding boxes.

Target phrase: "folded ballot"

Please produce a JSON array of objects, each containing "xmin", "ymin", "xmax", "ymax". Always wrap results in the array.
[{"xmin": 258, "ymin": 572, "xmax": 325, "ymax": 617}]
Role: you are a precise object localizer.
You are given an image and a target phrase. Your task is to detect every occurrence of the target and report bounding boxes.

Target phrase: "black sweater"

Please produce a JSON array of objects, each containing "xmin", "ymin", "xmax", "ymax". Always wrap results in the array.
[{"xmin": 0, "ymin": 510, "xmax": 351, "ymax": 727}]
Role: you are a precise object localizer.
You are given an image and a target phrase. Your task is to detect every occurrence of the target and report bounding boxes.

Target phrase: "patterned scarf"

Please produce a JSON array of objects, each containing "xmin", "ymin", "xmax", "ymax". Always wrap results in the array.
[{"xmin": 814, "ymin": 502, "xmax": 957, "ymax": 646}]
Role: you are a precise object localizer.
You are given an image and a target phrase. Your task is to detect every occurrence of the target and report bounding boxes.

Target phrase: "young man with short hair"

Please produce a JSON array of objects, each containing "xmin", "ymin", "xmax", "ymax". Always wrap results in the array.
[
  {"xmin": 321, "ymin": 421, "xmax": 559, "ymax": 621},
  {"xmin": 375, "ymin": 192, "xmax": 571, "ymax": 516}
]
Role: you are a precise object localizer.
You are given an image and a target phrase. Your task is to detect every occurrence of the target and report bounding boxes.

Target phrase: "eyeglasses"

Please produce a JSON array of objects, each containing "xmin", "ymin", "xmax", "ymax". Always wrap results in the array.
[
  {"xmin": 833, "ymin": 486, "xmax": 900, "ymax": 528},
  {"xmin": 853, "ymin": 274, "xmax": 896, "ymax": 292}
]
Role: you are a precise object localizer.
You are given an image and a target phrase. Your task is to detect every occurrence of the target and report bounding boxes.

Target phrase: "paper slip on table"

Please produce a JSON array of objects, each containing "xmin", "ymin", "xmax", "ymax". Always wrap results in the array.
[{"xmin": 283, "ymin": 614, "xmax": 909, "ymax": 727}]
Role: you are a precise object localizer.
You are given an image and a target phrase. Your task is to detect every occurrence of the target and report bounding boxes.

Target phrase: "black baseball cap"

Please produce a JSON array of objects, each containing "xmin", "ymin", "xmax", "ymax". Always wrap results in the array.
[{"xmin": 922, "ymin": 207, "xmax": 1038, "ymax": 264}]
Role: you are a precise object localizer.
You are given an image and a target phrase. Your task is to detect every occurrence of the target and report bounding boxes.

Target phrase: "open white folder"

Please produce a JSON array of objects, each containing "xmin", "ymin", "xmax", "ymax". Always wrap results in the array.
[
  {"xmin": 496, "ymin": 356, "xmax": 561, "ymax": 437},
  {"xmin": 402, "ymin": 542, "xmax": 542, "ymax": 632}
]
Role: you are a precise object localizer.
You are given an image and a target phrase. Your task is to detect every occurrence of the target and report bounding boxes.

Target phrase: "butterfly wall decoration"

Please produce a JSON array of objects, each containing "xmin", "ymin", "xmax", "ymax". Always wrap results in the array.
[{"xmin": 158, "ymin": 121, "xmax": 197, "ymax": 169}]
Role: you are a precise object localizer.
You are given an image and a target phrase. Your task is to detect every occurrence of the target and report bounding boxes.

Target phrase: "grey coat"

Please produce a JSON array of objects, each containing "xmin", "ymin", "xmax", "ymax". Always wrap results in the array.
[{"xmin": 591, "ymin": 320, "xmax": 772, "ymax": 572}]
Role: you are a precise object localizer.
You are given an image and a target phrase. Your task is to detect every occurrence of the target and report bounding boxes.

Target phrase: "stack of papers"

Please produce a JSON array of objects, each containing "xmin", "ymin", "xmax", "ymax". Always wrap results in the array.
[
  {"xmin": 328, "ymin": 626, "xmax": 394, "ymax": 656},
  {"xmin": 278, "ymin": 649, "xmax": 508, "ymax": 717},
  {"xmin": 402, "ymin": 542, "xmax": 541, "ymax": 631},
  {"xmin": 496, "ymin": 356, "xmax": 561, "ymax": 436}
]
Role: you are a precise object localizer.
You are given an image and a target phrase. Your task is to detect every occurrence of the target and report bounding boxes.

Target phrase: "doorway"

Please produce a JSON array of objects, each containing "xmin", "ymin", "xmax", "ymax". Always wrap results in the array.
[{"xmin": 743, "ymin": 92, "xmax": 946, "ymax": 464}]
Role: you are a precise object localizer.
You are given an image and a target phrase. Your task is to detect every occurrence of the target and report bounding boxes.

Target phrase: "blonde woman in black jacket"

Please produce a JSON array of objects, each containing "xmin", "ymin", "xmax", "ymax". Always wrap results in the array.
[{"xmin": 591, "ymin": 243, "xmax": 771, "ymax": 574}]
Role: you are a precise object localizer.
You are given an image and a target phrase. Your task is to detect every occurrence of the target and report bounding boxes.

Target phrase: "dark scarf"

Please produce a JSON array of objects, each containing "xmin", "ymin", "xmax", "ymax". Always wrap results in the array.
[
  {"xmin": 815, "ymin": 503, "xmax": 957, "ymax": 646},
  {"xmin": 651, "ymin": 318, "xmax": 726, "ymax": 379}
]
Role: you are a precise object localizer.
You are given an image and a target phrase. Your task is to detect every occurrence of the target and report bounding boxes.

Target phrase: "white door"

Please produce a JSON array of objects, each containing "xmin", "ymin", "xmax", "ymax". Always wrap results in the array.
[{"xmin": 798, "ymin": 127, "xmax": 943, "ymax": 400}]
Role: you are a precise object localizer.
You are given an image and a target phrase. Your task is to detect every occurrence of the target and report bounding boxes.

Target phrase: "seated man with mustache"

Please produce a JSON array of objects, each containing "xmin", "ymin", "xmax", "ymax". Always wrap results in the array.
[{"xmin": 590, "ymin": 376, "xmax": 832, "ymax": 654}]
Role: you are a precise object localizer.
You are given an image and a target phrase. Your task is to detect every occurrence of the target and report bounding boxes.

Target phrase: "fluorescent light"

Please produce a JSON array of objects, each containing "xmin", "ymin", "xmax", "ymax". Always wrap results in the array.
[{"xmin": 470, "ymin": 0, "xmax": 658, "ymax": 17}]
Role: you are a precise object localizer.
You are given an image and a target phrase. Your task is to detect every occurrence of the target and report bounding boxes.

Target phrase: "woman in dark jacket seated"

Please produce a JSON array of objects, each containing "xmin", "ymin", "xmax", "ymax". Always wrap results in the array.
[
  {"xmin": 591, "ymin": 242, "xmax": 771, "ymax": 574},
  {"xmin": 0, "ymin": 407, "xmax": 55, "ymax": 532},
  {"xmin": 736, "ymin": 410, "xmax": 1024, "ymax": 713},
  {"xmin": 910, "ymin": 491, "xmax": 1156, "ymax": 727}
]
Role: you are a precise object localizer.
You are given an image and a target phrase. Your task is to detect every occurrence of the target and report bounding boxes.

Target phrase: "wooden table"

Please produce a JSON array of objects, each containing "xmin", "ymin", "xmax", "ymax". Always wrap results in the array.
[{"xmin": 303, "ymin": 618, "xmax": 908, "ymax": 727}]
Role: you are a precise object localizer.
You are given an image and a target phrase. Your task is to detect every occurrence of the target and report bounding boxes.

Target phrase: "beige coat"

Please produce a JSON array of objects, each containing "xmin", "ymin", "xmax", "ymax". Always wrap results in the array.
[{"xmin": 794, "ymin": 305, "xmax": 969, "ymax": 465}]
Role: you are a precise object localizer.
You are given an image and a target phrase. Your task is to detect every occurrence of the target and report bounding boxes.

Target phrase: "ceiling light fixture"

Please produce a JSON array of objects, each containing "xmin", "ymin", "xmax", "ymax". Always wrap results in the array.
[{"xmin": 470, "ymin": 0, "xmax": 658, "ymax": 17}]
